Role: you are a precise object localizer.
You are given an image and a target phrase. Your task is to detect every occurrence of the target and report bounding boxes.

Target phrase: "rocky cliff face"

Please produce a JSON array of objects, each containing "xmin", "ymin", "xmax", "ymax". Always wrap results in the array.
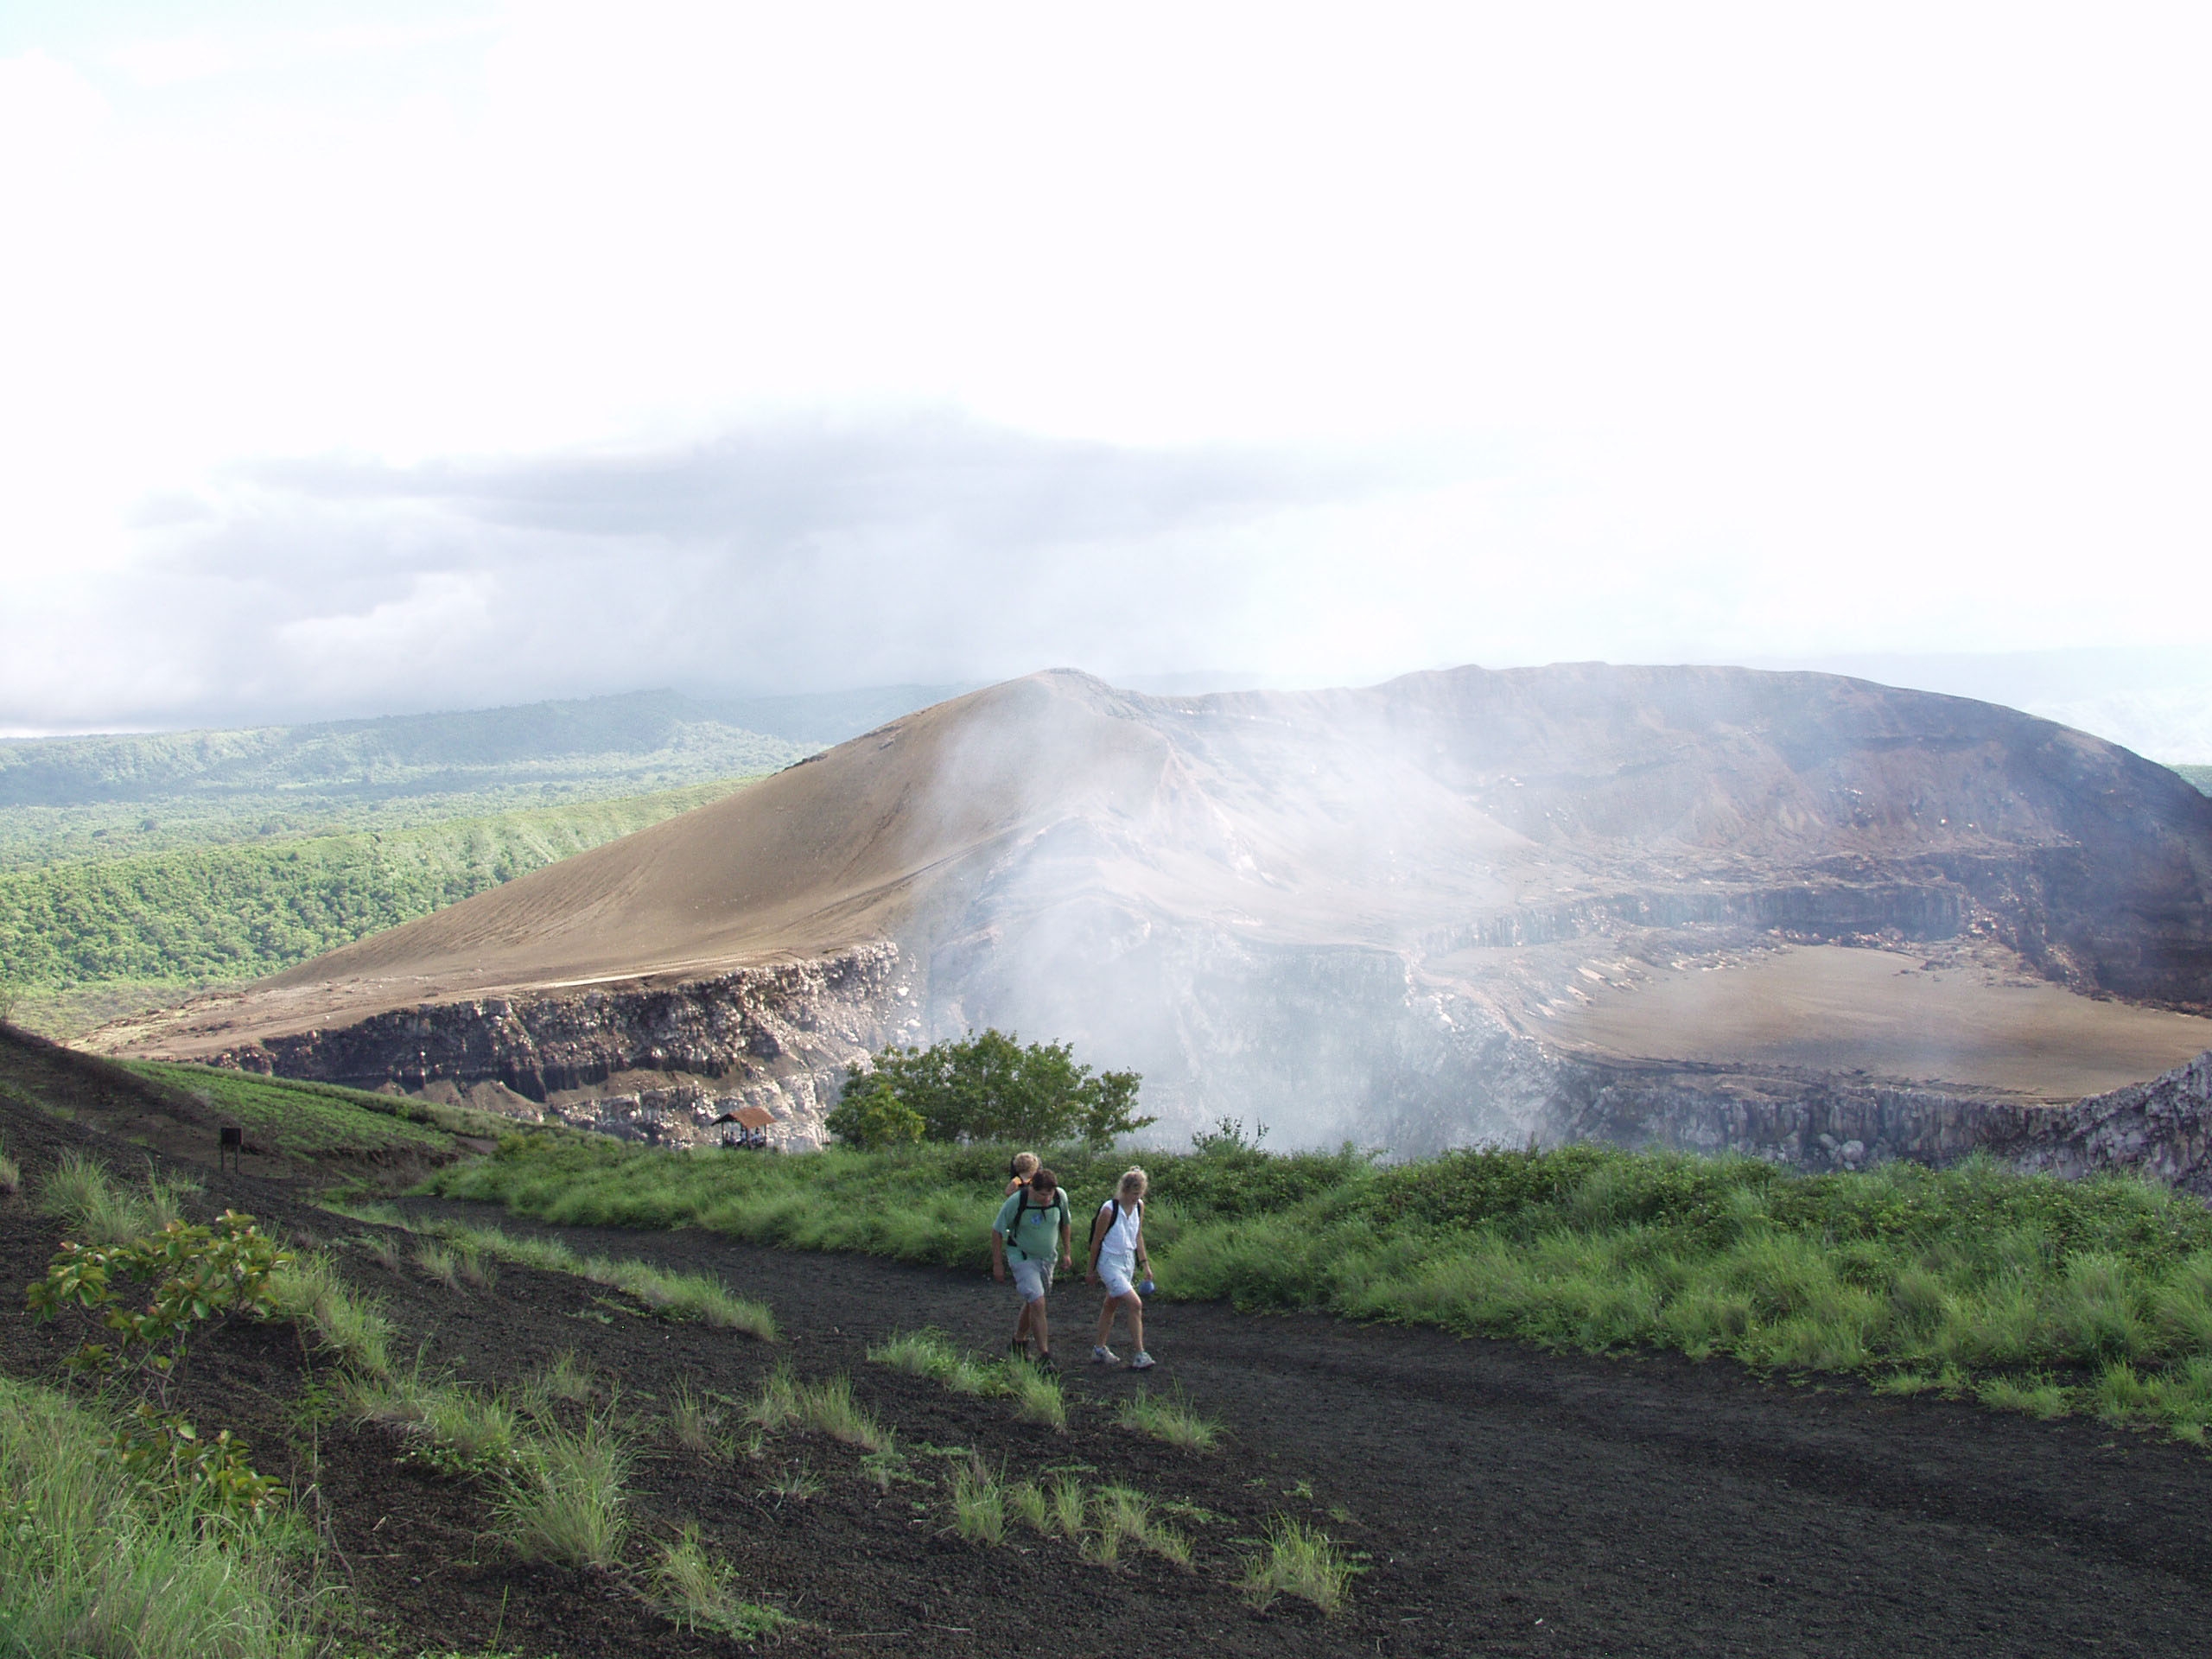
[
  {"xmin": 1548, "ymin": 1047, "xmax": 2212, "ymax": 1196},
  {"xmin": 204, "ymin": 944, "xmax": 901, "ymax": 1149}
]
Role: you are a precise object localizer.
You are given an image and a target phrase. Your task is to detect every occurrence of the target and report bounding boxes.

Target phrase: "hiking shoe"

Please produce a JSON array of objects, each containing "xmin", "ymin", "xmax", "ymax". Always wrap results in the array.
[
  {"xmin": 1037, "ymin": 1350, "xmax": 1058, "ymax": 1369},
  {"xmin": 1091, "ymin": 1344, "xmax": 1119, "ymax": 1364},
  {"xmin": 1127, "ymin": 1351, "xmax": 1156, "ymax": 1371}
]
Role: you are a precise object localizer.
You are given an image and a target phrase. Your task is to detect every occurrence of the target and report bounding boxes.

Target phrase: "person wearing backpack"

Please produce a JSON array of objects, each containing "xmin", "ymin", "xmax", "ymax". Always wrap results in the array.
[
  {"xmin": 991, "ymin": 1166, "xmax": 1073, "ymax": 1365},
  {"xmin": 1085, "ymin": 1167, "xmax": 1155, "ymax": 1370}
]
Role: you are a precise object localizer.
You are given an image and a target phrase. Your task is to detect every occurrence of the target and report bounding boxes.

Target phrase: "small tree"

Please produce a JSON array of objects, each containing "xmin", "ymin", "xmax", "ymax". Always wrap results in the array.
[
  {"xmin": 834, "ymin": 1030, "xmax": 1152, "ymax": 1149},
  {"xmin": 823, "ymin": 1077, "xmax": 926, "ymax": 1150}
]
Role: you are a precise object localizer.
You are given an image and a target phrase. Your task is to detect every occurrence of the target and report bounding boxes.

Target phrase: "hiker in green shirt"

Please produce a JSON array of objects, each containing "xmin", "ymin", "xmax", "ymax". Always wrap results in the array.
[{"xmin": 991, "ymin": 1166, "xmax": 1073, "ymax": 1365}]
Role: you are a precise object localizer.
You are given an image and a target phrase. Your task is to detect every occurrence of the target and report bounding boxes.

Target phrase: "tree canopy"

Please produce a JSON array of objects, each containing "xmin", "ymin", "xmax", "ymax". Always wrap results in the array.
[{"xmin": 826, "ymin": 1029, "xmax": 1152, "ymax": 1150}]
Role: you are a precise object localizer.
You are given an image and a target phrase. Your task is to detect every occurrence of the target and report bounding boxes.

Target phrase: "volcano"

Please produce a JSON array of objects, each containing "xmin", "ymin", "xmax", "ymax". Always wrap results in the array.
[{"xmin": 98, "ymin": 665, "xmax": 2212, "ymax": 1156}]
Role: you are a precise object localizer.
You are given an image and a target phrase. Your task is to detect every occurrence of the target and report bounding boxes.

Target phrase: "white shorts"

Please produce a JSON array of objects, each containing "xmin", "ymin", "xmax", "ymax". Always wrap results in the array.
[
  {"xmin": 1010, "ymin": 1257, "xmax": 1055, "ymax": 1302},
  {"xmin": 1099, "ymin": 1250, "xmax": 1139, "ymax": 1300}
]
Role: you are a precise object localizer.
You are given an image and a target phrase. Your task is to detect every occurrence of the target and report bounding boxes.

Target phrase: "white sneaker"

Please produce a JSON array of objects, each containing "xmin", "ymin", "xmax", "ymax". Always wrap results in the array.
[
  {"xmin": 1127, "ymin": 1351, "xmax": 1156, "ymax": 1370},
  {"xmin": 1091, "ymin": 1344, "xmax": 1119, "ymax": 1364}
]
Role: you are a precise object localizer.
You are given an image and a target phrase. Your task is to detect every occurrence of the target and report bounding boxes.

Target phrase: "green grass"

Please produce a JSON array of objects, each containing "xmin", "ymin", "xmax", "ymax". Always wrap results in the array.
[
  {"xmin": 128, "ymin": 1061, "xmax": 513, "ymax": 1153},
  {"xmin": 1241, "ymin": 1516, "xmax": 1356, "ymax": 1612},
  {"xmin": 268, "ymin": 1251, "xmax": 396, "ymax": 1377},
  {"xmin": 741, "ymin": 1366, "xmax": 885, "ymax": 1448},
  {"xmin": 435, "ymin": 1133, "xmax": 2212, "ymax": 1441},
  {"xmin": 653, "ymin": 1524, "xmax": 794, "ymax": 1639},
  {"xmin": 950, "ymin": 1456, "xmax": 1007, "ymax": 1544},
  {"xmin": 0, "ymin": 1374, "xmax": 318, "ymax": 1657},
  {"xmin": 1000, "ymin": 1472, "xmax": 1190, "ymax": 1566},
  {"xmin": 867, "ymin": 1327, "xmax": 1001, "ymax": 1394},
  {"xmin": 867, "ymin": 1327, "xmax": 1067, "ymax": 1427},
  {"xmin": 340, "ymin": 1366, "xmax": 523, "ymax": 1476},
  {"xmin": 492, "ymin": 1406, "xmax": 635, "ymax": 1570},
  {"xmin": 38, "ymin": 1148, "xmax": 194, "ymax": 1243},
  {"xmin": 420, "ymin": 1219, "xmax": 778, "ymax": 1338},
  {"xmin": 1005, "ymin": 1358, "xmax": 1067, "ymax": 1430},
  {"xmin": 1116, "ymin": 1387, "xmax": 1221, "ymax": 1452}
]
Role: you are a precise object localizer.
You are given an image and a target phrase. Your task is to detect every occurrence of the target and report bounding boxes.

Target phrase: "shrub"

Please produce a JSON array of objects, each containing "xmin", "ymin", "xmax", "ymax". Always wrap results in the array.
[
  {"xmin": 824, "ymin": 1079, "xmax": 927, "ymax": 1149},
  {"xmin": 29, "ymin": 1209, "xmax": 290, "ymax": 1382},
  {"xmin": 107, "ymin": 1403, "xmax": 288, "ymax": 1523},
  {"xmin": 836, "ymin": 1029, "xmax": 1152, "ymax": 1147}
]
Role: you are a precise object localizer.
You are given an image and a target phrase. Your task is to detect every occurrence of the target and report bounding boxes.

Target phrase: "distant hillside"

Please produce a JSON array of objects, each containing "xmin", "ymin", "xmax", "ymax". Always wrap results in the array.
[
  {"xmin": 0, "ymin": 779, "xmax": 755, "ymax": 1038},
  {"xmin": 0, "ymin": 685, "xmax": 966, "ymax": 869},
  {"xmin": 2180, "ymin": 765, "xmax": 2212, "ymax": 796}
]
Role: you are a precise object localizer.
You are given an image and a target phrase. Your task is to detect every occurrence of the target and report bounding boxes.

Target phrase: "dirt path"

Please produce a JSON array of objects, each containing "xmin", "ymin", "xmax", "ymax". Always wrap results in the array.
[{"xmin": 408, "ymin": 1201, "xmax": 2212, "ymax": 1658}]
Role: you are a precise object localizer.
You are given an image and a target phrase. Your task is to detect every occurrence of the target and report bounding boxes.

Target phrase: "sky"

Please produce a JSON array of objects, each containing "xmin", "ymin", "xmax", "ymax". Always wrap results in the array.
[{"xmin": 3, "ymin": 2, "xmax": 2209, "ymax": 751}]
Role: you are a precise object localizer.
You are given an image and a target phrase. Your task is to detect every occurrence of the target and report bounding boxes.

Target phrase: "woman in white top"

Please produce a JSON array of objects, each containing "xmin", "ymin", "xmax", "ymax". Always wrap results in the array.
[{"xmin": 1085, "ymin": 1167, "xmax": 1154, "ymax": 1370}]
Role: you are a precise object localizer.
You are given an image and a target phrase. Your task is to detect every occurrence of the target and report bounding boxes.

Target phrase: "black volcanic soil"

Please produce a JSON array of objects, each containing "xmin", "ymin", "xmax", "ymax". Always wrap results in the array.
[{"xmin": 3, "ymin": 1048, "xmax": 2211, "ymax": 1655}]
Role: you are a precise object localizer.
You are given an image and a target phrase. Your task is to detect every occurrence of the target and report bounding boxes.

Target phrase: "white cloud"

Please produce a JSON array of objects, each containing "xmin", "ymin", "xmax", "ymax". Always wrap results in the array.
[{"xmin": 0, "ymin": 3, "xmax": 2208, "ymax": 730}]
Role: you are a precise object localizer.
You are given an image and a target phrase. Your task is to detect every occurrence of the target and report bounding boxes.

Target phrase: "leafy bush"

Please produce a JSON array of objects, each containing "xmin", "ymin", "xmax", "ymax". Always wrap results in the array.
[
  {"xmin": 823, "ymin": 1078, "xmax": 926, "ymax": 1149},
  {"xmin": 108, "ymin": 1404, "xmax": 288, "ymax": 1523},
  {"xmin": 28, "ymin": 1209, "xmax": 290, "ymax": 1380},
  {"xmin": 834, "ymin": 1029, "xmax": 1152, "ymax": 1148}
]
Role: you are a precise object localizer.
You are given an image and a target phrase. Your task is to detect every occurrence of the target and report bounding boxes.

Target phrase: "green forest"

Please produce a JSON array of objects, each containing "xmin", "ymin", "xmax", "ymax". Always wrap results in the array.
[{"xmin": 0, "ymin": 779, "xmax": 751, "ymax": 1035}]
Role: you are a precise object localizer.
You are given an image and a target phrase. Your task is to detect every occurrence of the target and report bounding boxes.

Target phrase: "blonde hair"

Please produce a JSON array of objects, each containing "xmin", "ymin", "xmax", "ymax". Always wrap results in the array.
[
  {"xmin": 1117, "ymin": 1166, "xmax": 1148, "ymax": 1199},
  {"xmin": 1009, "ymin": 1152, "xmax": 1040, "ymax": 1179}
]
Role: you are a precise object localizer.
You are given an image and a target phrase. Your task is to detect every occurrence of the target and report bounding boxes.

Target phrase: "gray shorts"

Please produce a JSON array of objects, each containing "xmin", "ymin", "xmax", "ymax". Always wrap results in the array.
[{"xmin": 1010, "ymin": 1257, "xmax": 1055, "ymax": 1302}]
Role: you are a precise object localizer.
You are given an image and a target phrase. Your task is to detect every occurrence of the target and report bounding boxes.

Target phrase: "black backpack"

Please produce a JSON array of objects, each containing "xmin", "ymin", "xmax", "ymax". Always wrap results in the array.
[{"xmin": 1087, "ymin": 1197, "xmax": 1141, "ymax": 1254}]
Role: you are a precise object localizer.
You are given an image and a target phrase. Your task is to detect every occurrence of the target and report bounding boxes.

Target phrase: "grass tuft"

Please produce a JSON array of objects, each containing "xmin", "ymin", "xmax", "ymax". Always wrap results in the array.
[
  {"xmin": 653, "ymin": 1523, "xmax": 794, "ymax": 1639},
  {"xmin": 668, "ymin": 1383, "xmax": 721, "ymax": 1456},
  {"xmin": 1004, "ymin": 1357, "xmax": 1067, "ymax": 1430},
  {"xmin": 0, "ymin": 1375, "xmax": 316, "ymax": 1658},
  {"xmin": 741, "ymin": 1365, "xmax": 885, "ymax": 1448},
  {"xmin": 1241, "ymin": 1515, "xmax": 1357, "ymax": 1613},
  {"xmin": 1980, "ymin": 1374, "xmax": 2071, "ymax": 1420},
  {"xmin": 493, "ymin": 1406, "xmax": 633, "ymax": 1570},
  {"xmin": 268, "ymin": 1252, "xmax": 394, "ymax": 1377},
  {"xmin": 868, "ymin": 1327, "xmax": 999, "ymax": 1394},
  {"xmin": 1115, "ymin": 1386, "xmax": 1220, "ymax": 1452},
  {"xmin": 950, "ymin": 1456, "xmax": 1007, "ymax": 1545},
  {"xmin": 531, "ymin": 1351, "xmax": 595, "ymax": 1406},
  {"xmin": 412, "ymin": 1242, "xmax": 461, "ymax": 1290}
]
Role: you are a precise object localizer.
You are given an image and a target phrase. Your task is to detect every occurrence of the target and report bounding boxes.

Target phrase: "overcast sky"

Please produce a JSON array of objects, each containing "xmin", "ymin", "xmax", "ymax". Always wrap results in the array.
[{"xmin": 3, "ymin": 2, "xmax": 2209, "ymax": 743}]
